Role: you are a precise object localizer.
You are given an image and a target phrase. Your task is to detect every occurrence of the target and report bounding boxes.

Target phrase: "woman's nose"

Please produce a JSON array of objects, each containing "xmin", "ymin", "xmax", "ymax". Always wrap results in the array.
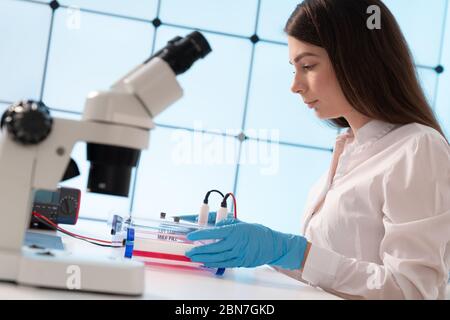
[{"xmin": 291, "ymin": 75, "xmax": 306, "ymax": 94}]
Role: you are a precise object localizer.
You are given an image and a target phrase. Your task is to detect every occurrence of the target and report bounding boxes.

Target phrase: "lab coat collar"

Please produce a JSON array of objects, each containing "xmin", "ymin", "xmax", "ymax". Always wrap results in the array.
[
  {"xmin": 301, "ymin": 119, "xmax": 398, "ymax": 236},
  {"xmin": 346, "ymin": 119, "xmax": 396, "ymax": 146}
]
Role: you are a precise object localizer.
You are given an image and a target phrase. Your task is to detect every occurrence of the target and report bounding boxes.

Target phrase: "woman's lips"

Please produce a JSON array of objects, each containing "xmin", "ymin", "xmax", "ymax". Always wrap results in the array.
[{"xmin": 306, "ymin": 100, "xmax": 318, "ymax": 108}]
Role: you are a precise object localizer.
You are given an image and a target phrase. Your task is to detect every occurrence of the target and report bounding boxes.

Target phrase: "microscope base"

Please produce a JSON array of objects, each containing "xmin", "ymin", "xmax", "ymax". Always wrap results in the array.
[
  {"xmin": 0, "ymin": 250, "xmax": 22, "ymax": 281},
  {"xmin": 0, "ymin": 248, "xmax": 145, "ymax": 296}
]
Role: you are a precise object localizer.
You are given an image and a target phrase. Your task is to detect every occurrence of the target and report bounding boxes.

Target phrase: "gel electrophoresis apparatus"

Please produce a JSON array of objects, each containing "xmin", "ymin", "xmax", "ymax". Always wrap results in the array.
[{"xmin": 110, "ymin": 214, "xmax": 226, "ymax": 276}]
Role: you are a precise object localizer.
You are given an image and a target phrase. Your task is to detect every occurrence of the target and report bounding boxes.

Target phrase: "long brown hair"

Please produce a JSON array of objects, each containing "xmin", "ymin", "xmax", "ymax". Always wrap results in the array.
[{"xmin": 285, "ymin": 0, "xmax": 448, "ymax": 143}]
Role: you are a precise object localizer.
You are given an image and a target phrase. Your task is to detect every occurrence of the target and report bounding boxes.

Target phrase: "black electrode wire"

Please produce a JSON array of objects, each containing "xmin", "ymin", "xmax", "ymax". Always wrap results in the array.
[{"xmin": 203, "ymin": 189, "xmax": 225, "ymax": 204}]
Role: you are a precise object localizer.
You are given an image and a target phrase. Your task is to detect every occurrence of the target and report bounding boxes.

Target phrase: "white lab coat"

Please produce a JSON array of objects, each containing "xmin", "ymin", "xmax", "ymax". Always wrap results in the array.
[{"xmin": 278, "ymin": 119, "xmax": 450, "ymax": 299}]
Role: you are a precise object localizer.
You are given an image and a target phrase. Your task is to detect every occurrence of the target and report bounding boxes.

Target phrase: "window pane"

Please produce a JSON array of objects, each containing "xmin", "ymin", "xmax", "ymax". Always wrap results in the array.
[
  {"xmin": 257, "ymin": 0, "xmax": 300, "ymax": 43},
  {"xmin": 132, "ymin": 127, "xmax": 239, "ymax": 219},
  {"xmin": 59, "ymin": 0, "xmax": 158, "ymax": 20},
  {"xmin": 154, "ymin": 26, "xmax": 252, "ymax": 132},
  {"xmin": 43, "ymin": 8, "xmax": 154, "ymax": 112},
  {"xmin": 417, "ymin": 68, "xmax": 438, "ymax": 107},
  {"xmin": 435, "ymin": 2, "xmax": 450, "ymax": 140},
  {"xmin": 0, "ymin": 102, "xmax": 8, "ymax": 113},
  {"xmin": 160, "ymin": 0, "xmax": 258, "ymax": 36},
  {"xmin": 235, "ymin": 139, "xmax": 332, "ymax": 234},
  {"xmin": 0, "ymin": 0, "xmax": 51, "ymax": 102},
  {"xmin": 49, "ymin": 108, "xmax": 82, "ymax": 120},
  {"xmin": 245, "ymin": 42, "xmax": 337, "ymax": 149},
  {"xmin": 384, "ymin": 0, "xmax": 447, "ymax": 66},
  {"xmin": 58, "ymin": 141, "xmax": 133, "ymax": 220}
]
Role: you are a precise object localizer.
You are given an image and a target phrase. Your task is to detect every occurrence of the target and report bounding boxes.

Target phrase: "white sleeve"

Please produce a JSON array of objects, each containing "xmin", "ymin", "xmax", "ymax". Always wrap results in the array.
[{"xmin": 301, "ymin": 132, "xmax": 450, "ymax": 299}]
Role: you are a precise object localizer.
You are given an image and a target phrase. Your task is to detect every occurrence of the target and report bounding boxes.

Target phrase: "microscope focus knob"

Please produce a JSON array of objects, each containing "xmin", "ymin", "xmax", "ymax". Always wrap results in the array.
[{"xmin": 1, "ymin": 100, "xmax": 53, "ymax": 145}]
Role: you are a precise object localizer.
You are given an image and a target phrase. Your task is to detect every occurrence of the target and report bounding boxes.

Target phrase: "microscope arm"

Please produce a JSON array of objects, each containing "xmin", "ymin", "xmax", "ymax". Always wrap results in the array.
[
  {"xmin": 33, "ymin": 117, "xmax": 150, "ymax": 190},
  {"xmin": 83, "ymin": 57, "xmax": 183, "ymax": 129}
]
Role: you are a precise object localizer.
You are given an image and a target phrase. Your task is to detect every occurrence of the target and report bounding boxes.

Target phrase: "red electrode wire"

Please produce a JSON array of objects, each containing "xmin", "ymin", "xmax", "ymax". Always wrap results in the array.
[
  {"xmin": 32, "ymin": 211, "xmax": 121, "ymax": 245},
  {"xmin": 226, "ymin": 192, "xmax": 238, "ymax": 219}
]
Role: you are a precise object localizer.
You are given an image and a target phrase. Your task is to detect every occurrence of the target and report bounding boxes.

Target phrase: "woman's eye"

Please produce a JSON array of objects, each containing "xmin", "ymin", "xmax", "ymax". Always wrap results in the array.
[
  {"xmin": 293, "ymin": 64, "xmax": 316, "ymax": 74},
  {"xmin": 302, "ymin": 64, "xmax": 315, "ymax": 70}
]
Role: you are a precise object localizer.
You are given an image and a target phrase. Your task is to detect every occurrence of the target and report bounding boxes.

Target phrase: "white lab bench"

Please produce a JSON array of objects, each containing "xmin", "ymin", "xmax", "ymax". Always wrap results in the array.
[{"xmin": 0, "ymin": 218, "xmax": 341, "ymax": 300}]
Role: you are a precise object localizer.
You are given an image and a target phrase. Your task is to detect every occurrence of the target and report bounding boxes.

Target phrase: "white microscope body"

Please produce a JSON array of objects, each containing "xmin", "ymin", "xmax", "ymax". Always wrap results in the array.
[{"xmin": 0, "ymin": 32, "xmax": 211, "ymax": 295}]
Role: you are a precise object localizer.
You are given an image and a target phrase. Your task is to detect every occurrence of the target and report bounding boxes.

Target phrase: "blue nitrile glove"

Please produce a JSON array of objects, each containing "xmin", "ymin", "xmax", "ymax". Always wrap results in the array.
[
  {"xmin": 177, "ymin": 211, "xmax": 234, "ymax": 226},
  {"xmin": 185, "ymin": 218, "xmax": 308, "ymax": 270}
]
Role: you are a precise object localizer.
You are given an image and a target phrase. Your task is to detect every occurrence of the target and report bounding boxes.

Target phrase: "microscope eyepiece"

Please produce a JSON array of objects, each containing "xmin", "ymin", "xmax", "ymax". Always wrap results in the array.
[
  {"xmin": 151, "ymin": 31, "xmax": 212, "ymax": 75},
  {"xmin": 186, "ymin": 31, "xmax": 212, "ymax": 58}
]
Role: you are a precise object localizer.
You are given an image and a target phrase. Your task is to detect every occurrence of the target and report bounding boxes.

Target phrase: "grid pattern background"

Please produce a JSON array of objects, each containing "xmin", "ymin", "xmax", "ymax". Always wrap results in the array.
[{"xmin": 0, "ymin": 0, "xmax": 449, "ymax": 234}]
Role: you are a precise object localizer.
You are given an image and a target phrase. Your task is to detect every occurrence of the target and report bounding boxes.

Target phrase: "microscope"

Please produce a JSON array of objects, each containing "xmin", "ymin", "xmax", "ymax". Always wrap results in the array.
[{"xmin": 0, "ymin": 31, "xmax": 211, "ymax": 295}]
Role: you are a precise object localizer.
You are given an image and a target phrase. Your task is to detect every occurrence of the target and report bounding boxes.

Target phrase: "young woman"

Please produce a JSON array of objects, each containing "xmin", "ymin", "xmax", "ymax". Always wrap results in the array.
[{"xmin": 185, "ymin": 0, "xmax": 450, "ymax": 299}]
